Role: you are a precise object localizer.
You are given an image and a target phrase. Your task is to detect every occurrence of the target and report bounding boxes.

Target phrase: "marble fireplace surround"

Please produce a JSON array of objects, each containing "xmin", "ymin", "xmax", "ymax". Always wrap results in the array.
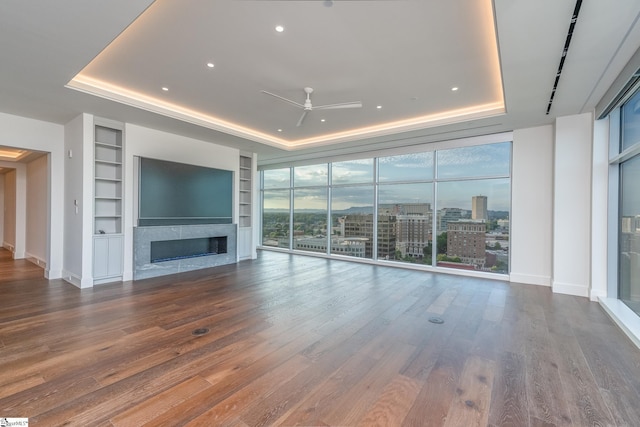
[{"xmin": 134, "ymin": 224, "xmax": 237, "ymax": 280}]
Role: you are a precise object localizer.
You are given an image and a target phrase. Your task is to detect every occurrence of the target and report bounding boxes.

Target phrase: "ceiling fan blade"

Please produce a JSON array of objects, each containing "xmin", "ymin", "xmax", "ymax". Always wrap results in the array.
[
  {"xmin": 261, "ymin": 90, "xmax": 304, "ymax": 109},
  {"xmin": 314, "ymin": 101, "xmax": 363, "ymax": 110},
  {"xmin": 296, "ymin": 110, "xmax": 308, "ymax": 127}
]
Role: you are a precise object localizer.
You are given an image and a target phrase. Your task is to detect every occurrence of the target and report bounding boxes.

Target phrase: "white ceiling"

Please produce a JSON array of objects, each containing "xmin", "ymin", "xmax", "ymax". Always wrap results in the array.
[{"xmin": 1, "ymin": 0, "xmax": 640, "ymax": 166}]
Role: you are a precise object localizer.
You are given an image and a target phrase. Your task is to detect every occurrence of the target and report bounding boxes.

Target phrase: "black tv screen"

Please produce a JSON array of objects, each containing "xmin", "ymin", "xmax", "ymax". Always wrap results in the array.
[{"xmin": 138, "ymin": 157, "xmax": 233, "ymax": 226}]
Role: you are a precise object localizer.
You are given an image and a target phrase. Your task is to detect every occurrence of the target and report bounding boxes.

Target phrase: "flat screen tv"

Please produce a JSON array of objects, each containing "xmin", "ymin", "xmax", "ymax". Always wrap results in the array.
[{"xmin": 138, "ymin": 157, "xmax": 233, "ymax": 226}]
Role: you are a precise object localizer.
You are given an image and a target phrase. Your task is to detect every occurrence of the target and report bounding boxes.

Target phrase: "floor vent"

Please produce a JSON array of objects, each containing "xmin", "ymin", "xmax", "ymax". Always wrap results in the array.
[{"xmin": 428, "ymin": 317, "xmax": 444, "ymax": 324}]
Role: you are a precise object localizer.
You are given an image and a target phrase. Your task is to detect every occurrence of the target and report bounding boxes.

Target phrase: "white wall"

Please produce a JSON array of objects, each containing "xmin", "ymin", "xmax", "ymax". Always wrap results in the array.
[
  {"xmin": 0, "ymin": 174, "xmax": 4, "ymax": 245},
  {"xmin": 63, "ymin": 113, "xmax": 93, "ymax": 287},
  {"xmin": 509, "ymin": 125, "xmax": 554, "ymax": 286},
  {"xmin": 0, "ymin": 162, "xmax": 26, "ymax": 259},
  {"xmin": 26, "ymin": 155, "xmax": 48, "ymax": 266},
  {"xmin": 3, "ymin": 169, "xmax": 16, "ymax": 252},
  {"xmin": 591, "ymin": 117, "xmax": 610, "ymax": 301},
  {"xmin": 553, "ymin": 112, "xmax": 594, "ymax": 297},
  {"xmin": 123, "ymin": 123, "xmax": 240, "ymax": 280},
  {"xmin": 0, "ymin": 112, "xmax": 64, "ymax": 278}
]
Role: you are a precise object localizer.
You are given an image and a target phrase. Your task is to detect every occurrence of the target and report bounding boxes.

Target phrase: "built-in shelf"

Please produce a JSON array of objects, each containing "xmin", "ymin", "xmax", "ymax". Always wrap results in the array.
[
  {"xmin": 93, "ymin": 120, "xmax": 124, "ymax": 283},
  {"xmin": 94, "ymin": 124, "xmax": 123, "ymax": 235},
  {"xmin": 239, "ymin": 155, "xmax": 252, "ymax": 228}
]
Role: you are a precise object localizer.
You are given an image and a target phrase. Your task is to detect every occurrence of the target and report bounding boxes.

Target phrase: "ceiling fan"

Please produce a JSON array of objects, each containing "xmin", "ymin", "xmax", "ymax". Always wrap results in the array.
[{"xmin": 261, "ymin": 87, "xmax": 362, "ymax": 127}]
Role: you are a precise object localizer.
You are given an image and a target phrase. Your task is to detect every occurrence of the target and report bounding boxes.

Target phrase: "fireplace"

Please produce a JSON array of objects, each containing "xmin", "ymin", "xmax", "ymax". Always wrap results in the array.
[
  {"xmin": 134, "ymin": 224, "xmax": 237, "ymax": 280},
  {"xmin": 150, "ymin": 236, "xmax": 227, "ymax": 263}
]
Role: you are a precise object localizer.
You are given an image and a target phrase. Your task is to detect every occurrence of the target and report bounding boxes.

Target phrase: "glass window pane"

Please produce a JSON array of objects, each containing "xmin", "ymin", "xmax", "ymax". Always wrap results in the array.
[
  {"xmin": 294, "ymin": 164, "xmax": 328, "ymax": 187},
  {"xmin": 332, "ymin": 159, "xmax": 374, "ymax": 185},
  {"xmin": 437, "ymin": 142, "xmax": 511, "ymax": 179},
  {"xmin": 263, "ymin": 168, "xmax": 290, "ymax": 189},
  {"xmin": 619, "ymin": 154, "xmax": 640, "ymax": 315},
  {"xmin": 436, "ymin": 178, "xmax": 510, "ymax": 273},
  {"xmin": 622, "ymin": 90, "xmax": 640, "ymax": 152},
  {"xmin": 262, "ymin": 189, "xmax": 290, "ymax": 248},
  {"xmin": 378, "ymin": 152, "xmax": 434, "ymax": 182},
  {"xmin": 293, "ymin": 188, "xmax": 328, "ymax": 254},
  {"xmin": 331, "ymin": 186, "xmax": 374, "ymax": 259},
  {"xmin": 378, "ymin": 183, "xmax": 433, "ymax": 264}
]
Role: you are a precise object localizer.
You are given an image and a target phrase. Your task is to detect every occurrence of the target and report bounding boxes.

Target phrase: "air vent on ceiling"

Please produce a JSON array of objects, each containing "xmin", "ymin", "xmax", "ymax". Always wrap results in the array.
[{"xmin": 546, "ymin": 0, "xmax": 583, "ymax": 115}]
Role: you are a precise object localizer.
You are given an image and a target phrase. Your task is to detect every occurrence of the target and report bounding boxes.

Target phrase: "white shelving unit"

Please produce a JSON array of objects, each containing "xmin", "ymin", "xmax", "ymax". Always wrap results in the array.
[
  {"xmin": 238, "ymin": 154, "xmax": 255, "ymax": 261},
  {"xmin": 93, "ymin": 121, "xmax": 124, "ymax": 283},
  {"xmin": 239, "ymin": 155, "xmax": 252, "ymax": 228}
]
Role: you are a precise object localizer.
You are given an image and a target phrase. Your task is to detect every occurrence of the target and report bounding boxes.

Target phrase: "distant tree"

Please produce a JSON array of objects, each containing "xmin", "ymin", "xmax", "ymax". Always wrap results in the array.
[
  {"xmin": 437, "ymin": 232, "xmax": 447, "ymax": 254},
  {"xmin": 423, "ymin": 243, "xmax": 432, "ymax": 258}
]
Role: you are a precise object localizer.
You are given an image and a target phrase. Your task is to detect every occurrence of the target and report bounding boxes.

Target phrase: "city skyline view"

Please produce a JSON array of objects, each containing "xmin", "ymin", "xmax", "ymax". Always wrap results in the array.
[
  {"xmin": 261, "ymin": 140, "xmax": 511, "ymax": 274},
  {"xmin": 263, "ymin": 141, "xmax": 512, "ymax": 212}
]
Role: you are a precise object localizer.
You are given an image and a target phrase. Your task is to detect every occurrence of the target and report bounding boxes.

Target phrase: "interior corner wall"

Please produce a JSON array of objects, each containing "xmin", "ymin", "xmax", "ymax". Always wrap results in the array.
[
  {"xmin": 26, "ymin": 155, "xmax": 48, "ymax": 266},
  {"xmin": 122, "ymin": 123, "xmax": 240, "ymax": 281},
  {"xmin": 0, "ymin": 174, "xmax": 4, "ymax": 245},
  {"xmin": 590, "ymin": 117, "xmax": 610, "ymax": 301},
  {"xmin": 0, "ymin": 112, "xmax": 64, "ymax": 278},
  {"xmin": 63, "ymin": 113, "xmax": 93, "ymax": 287},
  {"xmin": 553, "ymin": 112, "xmax": 594, "ymax": 297},
  {"xmin": 510, "ymin": 125, "xmax": 554, "ymax": 286},
  {"xmin": 3, "ymin": 169, "xmax": 16, "ymax": 252}
]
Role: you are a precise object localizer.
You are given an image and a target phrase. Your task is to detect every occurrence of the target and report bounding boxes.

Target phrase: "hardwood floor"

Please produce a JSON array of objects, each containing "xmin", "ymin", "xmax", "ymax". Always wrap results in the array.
[{"xmin": 1, "ymin": 247, "xmax": 639, "ymax": 426}]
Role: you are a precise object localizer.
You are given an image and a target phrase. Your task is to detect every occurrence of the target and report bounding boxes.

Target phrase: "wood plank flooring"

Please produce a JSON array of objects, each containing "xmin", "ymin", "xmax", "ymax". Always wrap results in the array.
[{"xmin": 1, "ymin": 247, "xmax": 639, "ymax": 426}]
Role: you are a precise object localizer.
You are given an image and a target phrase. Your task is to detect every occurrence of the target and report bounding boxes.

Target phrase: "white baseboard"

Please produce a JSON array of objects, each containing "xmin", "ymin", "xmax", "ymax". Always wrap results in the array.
[
  {"xmin": 509, "ymin": 273, "xmax": 551, "ymax": 287},
  {"xmin": 25, "ymin": 251, "xmax": 47, "ymax": 269},
  {"xmin": 590, "ymin": 288, "xmax": 607, "ymax": 302},
  {"xmin": 599, "ymin": 297, "xmax": 640, "ymax": 350},
  {"xmin": 552, "ymin": 281, "xmax": 589, "ymax": 297},
  {"xmin": 62, "ymin": 270, "xmax": 93, "ymax": 289},
  {"xmin": 45, "ymin": 268, "xmax": 62, "ymax": 279}
]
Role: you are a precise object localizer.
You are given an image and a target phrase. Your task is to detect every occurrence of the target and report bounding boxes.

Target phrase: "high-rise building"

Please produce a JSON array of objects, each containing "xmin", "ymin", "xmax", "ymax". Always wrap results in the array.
[
  {"xmin": 438, "ymin": 207, "xmax": 467, "ymax": 234},
  {"xmin": 446, "ymin": 220, "xmax": 487, "ymax": 268},
  {"xmin": 342, "ymin": 214, "xmax": 396, "ymax": 259},
  {"xmin": 472, "ymin": 195, "xmax": 488, "ymax": 220}
]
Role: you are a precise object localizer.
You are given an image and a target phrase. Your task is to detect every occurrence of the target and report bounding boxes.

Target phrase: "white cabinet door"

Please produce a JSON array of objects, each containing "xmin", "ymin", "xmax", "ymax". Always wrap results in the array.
[{"xmin": 94, "ymin": 235, "xmax": 123, "ymax": 280}]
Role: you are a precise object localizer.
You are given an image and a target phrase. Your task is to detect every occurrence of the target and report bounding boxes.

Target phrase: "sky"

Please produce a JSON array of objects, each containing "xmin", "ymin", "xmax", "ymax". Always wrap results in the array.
[{"xmin": 263, "ymin": 141, "xmax": 512, "ymax": 212}]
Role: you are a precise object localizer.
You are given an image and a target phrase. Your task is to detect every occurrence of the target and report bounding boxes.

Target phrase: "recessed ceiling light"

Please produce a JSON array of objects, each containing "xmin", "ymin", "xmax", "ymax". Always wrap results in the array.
[
  {"xmin": 451, "ymin": 87, "xmax": 459, "ymax": 91},
  {"xmin": 321, "ymin": 119, "xmax": 326, "ymax": 122},
  {"xmin": 206, "ymin": 62, "xmax": 214, "ymax": 68},
  {"xmin": 275, "ymin": 25, "xmax": 284, "ymax": 33},
  {"xmin": 162, "ymin": 87, "xmax": 169, "ymax": 91},
  {"xmin": 277, "ymin": 129, "xmax": 283, "ymax": 132},
  {"xmin": 376, "ymin": 105, "xmax": 382, "ymax": 109}
]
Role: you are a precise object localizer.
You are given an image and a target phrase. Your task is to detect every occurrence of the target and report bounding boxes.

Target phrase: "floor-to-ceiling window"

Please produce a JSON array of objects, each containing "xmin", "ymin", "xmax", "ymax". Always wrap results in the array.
[
  {"xmin": 292, "ymin": 164, "xmax": 328, "ymax": 254},
  {"xmin": 435, "ymin": 143, "xmax": 511, "ymax": 273},
  {"xmin": 262, "ymin": 168, "xmax": 291, "ymax": 249},
  {"xmin": 618, "ymin": 89, "xmax": 640, "ymax": 315},
  {"xmin": 377, "ymin": 152, "xmax": 433, "ymax": 264},
  {"xmin": 331, "ymin": 159, "xmax": 374, "ymax": 259},
  {"xmin": 260, "ymin": 138, "xmax": 511, "ymax": 275}
]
